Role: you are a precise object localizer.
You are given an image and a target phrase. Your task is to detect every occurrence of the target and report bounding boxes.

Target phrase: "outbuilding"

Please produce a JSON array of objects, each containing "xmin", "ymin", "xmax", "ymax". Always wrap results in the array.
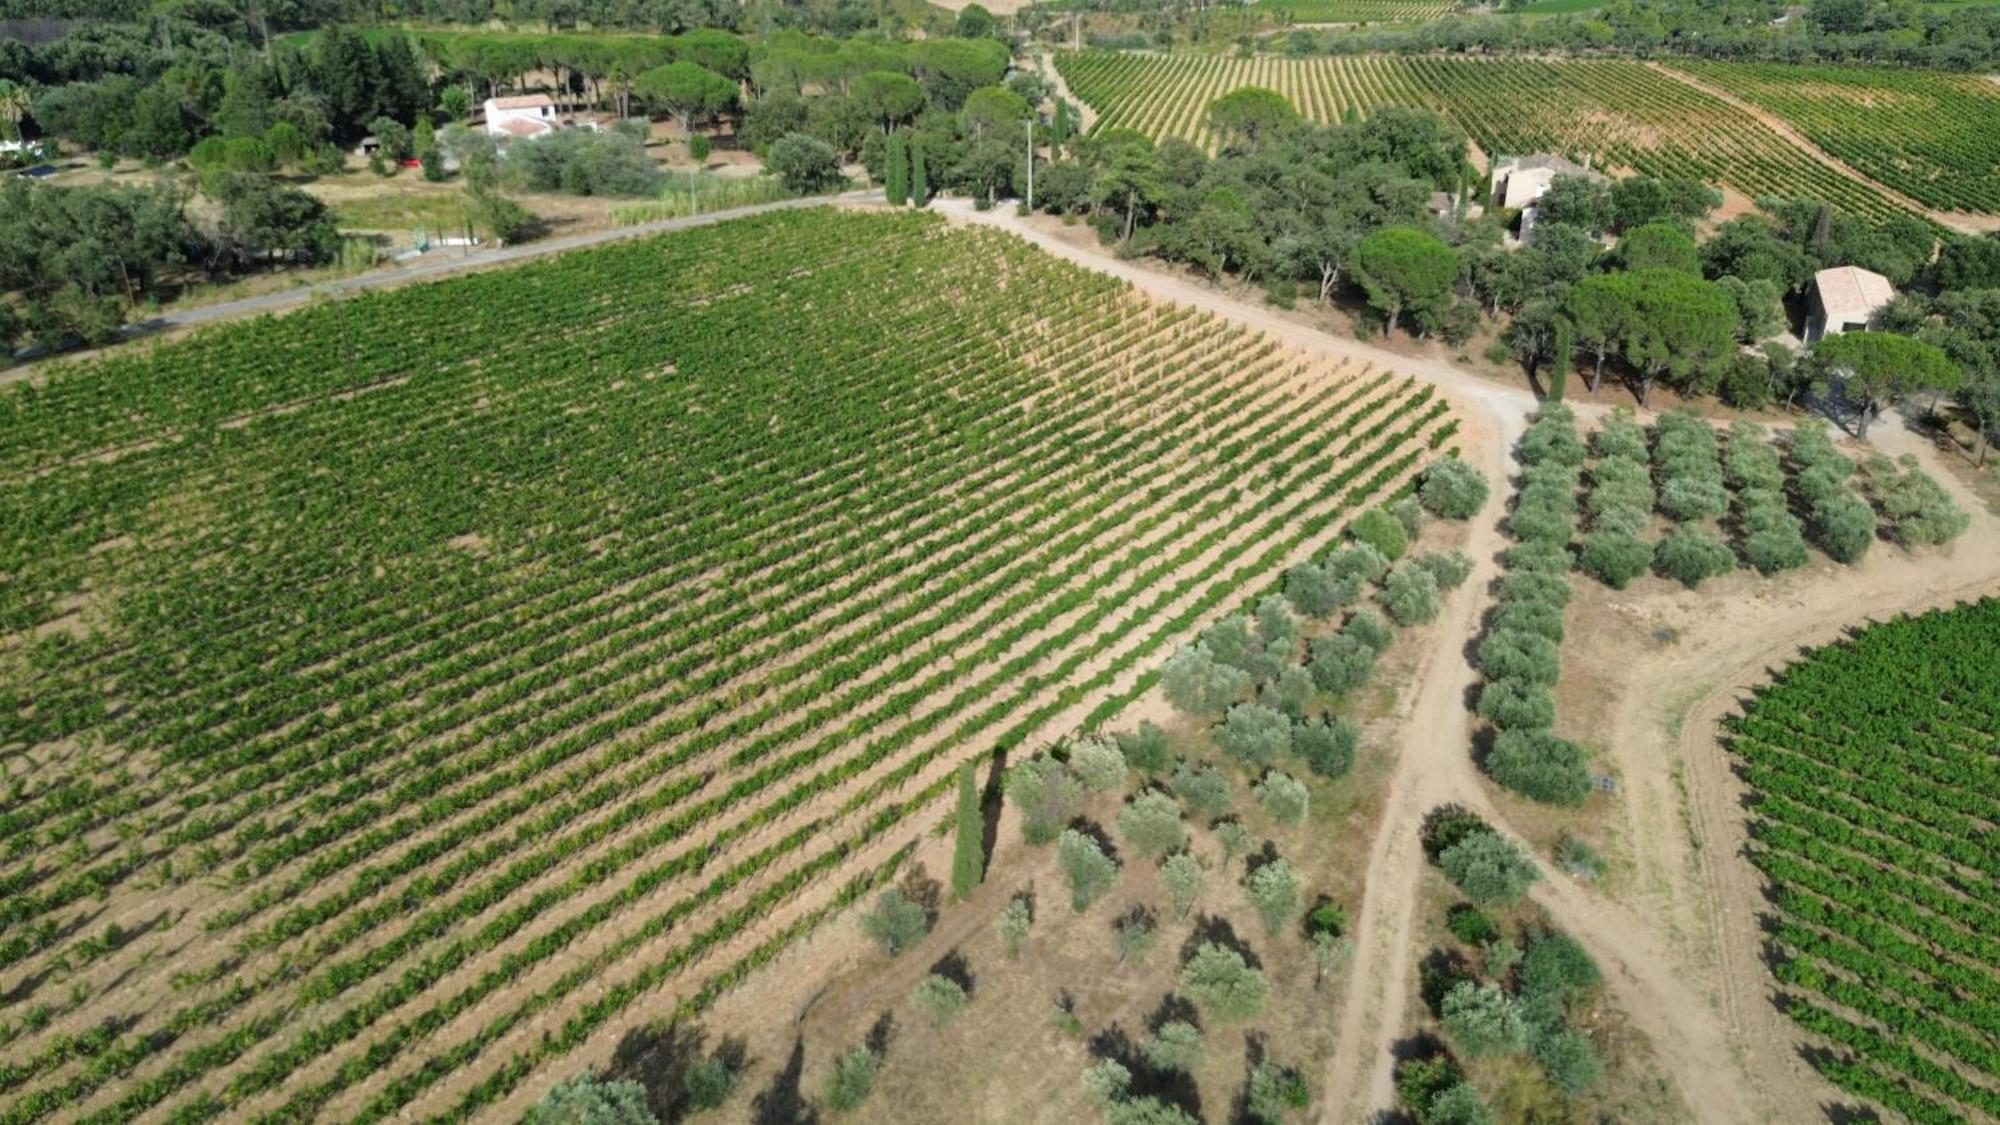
[
  {"xmin": 483, "ymin": 94, "xmax": 557, "ymax": 140},
  {"xmin": 1805, "ymin": 265, "xmax": 1894, "ymax": 343}
]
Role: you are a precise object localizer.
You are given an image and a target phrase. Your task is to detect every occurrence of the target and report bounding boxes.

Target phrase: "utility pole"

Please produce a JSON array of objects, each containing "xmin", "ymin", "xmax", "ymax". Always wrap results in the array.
[{"xmin": 1026, "ymin": 117, "xmax": 1034, "ymax": 211}]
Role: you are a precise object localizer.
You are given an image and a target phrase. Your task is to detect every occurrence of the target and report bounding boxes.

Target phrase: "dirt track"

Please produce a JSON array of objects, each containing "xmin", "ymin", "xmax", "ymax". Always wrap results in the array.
[{"xmin": 928, "ymin": 197, "xmax": 2000, "ymax": 1123}]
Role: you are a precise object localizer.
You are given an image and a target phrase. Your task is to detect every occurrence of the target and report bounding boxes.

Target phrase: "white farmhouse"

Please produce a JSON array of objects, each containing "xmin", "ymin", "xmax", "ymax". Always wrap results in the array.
[
  {"xmin": 1805, "ymin": 265, "xmax": 1895, "ymax": 343},
  {"xmin": 1490, "ymin": 153, "xmax": 1604, "ymax": 211},
  {"xmin": 483, "ymin": 94, "xmax": 557, "ymax": 140}
]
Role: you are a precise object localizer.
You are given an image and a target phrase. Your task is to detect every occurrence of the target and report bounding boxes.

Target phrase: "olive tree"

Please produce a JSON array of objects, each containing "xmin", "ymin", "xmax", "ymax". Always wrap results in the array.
[
  {"xmin": 1161, "ymin": 851, "xmax": 1207, "ymax": 920},
  {"xmin": 1058, "ymin": 828, "xmax": 1119, "ymax": 912},
  {"xmin": 858, "ymin": 887, "xmax": 929, "ymax": 955},
  {"xmin": 1254, "ymin": 771, "xmax": 1310, "ymax": 827},
  {"xmin": 1119, "ymin": 790, "xmax": 1188, "ymax": 860},
  {"xmin": 1214, "ymin": 703, "xmax": 1293, "ymax": 769},
  {"xmin": 1069, "ymin": 736, "xmax": 1128, "ymax": 793},
  {"xmin": 1418, "ymin": 457, "xmax": 1489, "ymax": 519},
  {"xmin": 1438, "ymin": 830, "xmax": 1541, "ymax": 904},
  {"xmin": 526, "ymin": 1074, "xmax": 653, "ymax": 1125},
  {"xmin": 1181, "ymin": 941, "xmax": 1267, "ymax": 1021},
  {"xmin": 911, "ymin": 973, "xmax": 968, "ymax": 1028},
  {"xmin": 1006, "ymin": 755, "xmax": 1083, "ymax": 844},
  {"xmin": 1440, "ymin": 980, "xmax": 1527, "ymax": 1057},
  {"xmin": 1247, "ymin": 857, "xmax": 1302, "ymax": 935},
  {"xmin": 1143, "ymin": 1020, "xmax": 1206, "ymax": 1073},
  {"xmin": 1486, "ymin": 728, "xmax": 1592, "ymax": 806}
]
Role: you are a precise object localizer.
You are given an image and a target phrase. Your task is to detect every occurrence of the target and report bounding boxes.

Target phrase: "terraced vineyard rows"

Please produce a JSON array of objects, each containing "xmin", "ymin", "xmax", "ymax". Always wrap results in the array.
[
  {"xmin": 0, "ymin": 207, "xmax": 1454, "ymax": 1121},
  {"xmin": 1726, "ymin": 599, "xmax": 2000, "ymax": 1124},
  {"xmin": 1248, "ymin": 0, "xmax": 1458, "ymax": 22},
  {"xmin": 1673, "ymin": 61, "xmax": 2000, "ymax": 215},
  {"xmin": 1055, "ymin": 53, "xmax": 1907, "ymax": 220}
]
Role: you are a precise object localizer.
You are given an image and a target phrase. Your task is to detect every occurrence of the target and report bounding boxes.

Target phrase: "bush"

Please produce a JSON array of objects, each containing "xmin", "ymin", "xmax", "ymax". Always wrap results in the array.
[
  {"xmin": 1592, "ymin": 412, "xmax": 1648, "ymax": 461},
  {"xmin": 1497, "ymin": 571, "xmax": 1572, "ymax": 610},
  {"xmin": 1486, "ymin": 728, "xmax": 1592, "ymax": 806},
  {"xmin": 1247, "ymin": 1062, "xmax": 1311, "ymax": 1122},
  {"xmin": 1744, "ymin": 525, "xmax": 1809, "ymax": 575},
  {"xmin": 1069, "ymin": 736, "xmax": 1128, "ymax": 793},
  {"xmin": 1006, "ymin": 755, "xmax": 1083, "ymax": 844},
  {"xmin": 1506, "ymin": 502, "xmax": 1573, "ymax": 548},
  {"xmin": 1119, "ymin": 790, "xmax": 1188, "ymax": 860},
  {"xmin": 1531, "ymin": 1028, "xmax": 1603, "ymax": 1096},
  {"xmin": 1144, "ymin": 1021, "xmax": 1206, "ymax": 1073},
  {"xmin": 527, "ymin": 1074, "xmax": 655, "ymax": 1125},
  {"xmin": 1476, "ymin": 629, "xmax": 1562, "ymax": 687},
  {"xmin": 1653, "ymin": 526, "xmax": 1736, "ymax": 587},
  {"xmin": 684, "ymin": 1057, "xmax": 735, "ymax": 1112},
  {"xmin": 1419, "ymin": 456, "xmax": 1490, "ymax": 519},
  {"xmin": 1254, "ymin": 771, "xmax": 1310, "ymax": 826},
  {"xmin": 1082, "ymin": 1059, "xmax": 1131, "ymax": 1106},
  {"xmin": 510, "ymin": 129, "xmax": 662, "ymax": 196},
  {"xmin": 1293, "ymin": 715, "xmax": 1359, "ymax": 778},
  {"xmin": 1476, "ymin": 677, "xmax": 1555, "ymax": 731},
  {"xmin": 823, "ymin": 1046, "xmax": 879, "ymax": 1113},
  {"xmin": 997, "ymin": 896, "xmax": 1032, "ymax": 957},
  {"xmin": 1555, "ymin": 834, "xmax": 1607, "ymax": 880},
  {"xmin": 1587, "ymin": 456, "xmax": 1654, "ymax": 513},
  {"xmin": 1115, "ymin": 722, "xmax": 1173, "ymax": 775},
  {"xmin": 1308, "ymin": 633, "xmax": 1373, "ymax": 696},
  {"xmin": 1440, "ymin": 980, "xmax": 1527, "ymax": 1057},
  {"xmin": 858, "ymin": 887, "xmax": 929, "ymax": 955},
  {"xmin": 1657, "ymin": 475, "xmax": 1729, "ymax": 523},
  {"xmin": 1351, "ymin": 507, "xmax": 1409, "ymax": 562},
  {"xmin": 1181, "ymin": 941, "xmax": 1267, "ymax": 1021},
  {"xmin": 1489, "ymin": 599, "xmax": 1565, "ymax": 644},
  {"xmin": 1283, "ymin": 561, "xmax": 1356, "ymax": 618},
  {"xmin": 1391, "ymin": 494, "xmax": 1426, "ymax": 539},
  {"xmin": 911, "ymin": 973, "xmax": 968, "ymax": 1028},
  {"xmin": 767, "ymin": 133, "xmax": 843, "ymax": 193},
  {"xmin": 1420, "ymin": 803, "xmax": 1491, "ymax": 861},
  {"xmin": 1428, "ymin": 1082, "xmax": 1497, "ymax": 1125},
  {"xmin": 1415, "ymin": 550, "xmax": 1474, "ymax": 591},
  {"xmin": 1445, "ymin": 903, "xmax": 1498, "ymax": 945},
  {"xmin": 1173, "ymin": 761, "xmax": 1232, "ymax": 821},
  {"xmin": 1058, "ymin": 828, "xmax": 1119, "ymax": 911},
  {"xmin": 1503, "ymin": 540, "xmax": 1571, "ymax": 575},
  {"xmin": 1868, "ymin": 455, "xmax": 1969, "ymax": 546},
  {"xmin": 1325, "ymin": 542, "xmax": 1391, "ymax": 584},
  {"xmin": 1519, "ymin": 414, "xmax": 1585, "ymax": 467},
  {"xmin": 1438, "ymin": 829, "xmax": 1541, "ymax": 904},
  {"xmin": 1161, "ymin": 644, "xmax": 1253, "ymax": 714},
  {"xmin": 1395, "ymin": 1053, "xmax": 1466, "ymax": 1123},
  {"xmin": 1590, "ymin": 502, "xmax": 1650, "ymax": 538},
  {"xmin": 1346, "ymin": 608, "xmax": 1396, "ymax": 654},
  {"xmin": 1578, "ymin": 531, "xmax": 1654, "ymax": 590},
  {"xmin": 1261, "ymin": 666, "xmax": 1315, "ymax": 716},
  {"xmin": 1214, "ymin": 703, "xmax": 1293, "ymax": 768},
  {"xmin": 1382, "ymin": 562, "xmax": 1442, "ymax": 626}
]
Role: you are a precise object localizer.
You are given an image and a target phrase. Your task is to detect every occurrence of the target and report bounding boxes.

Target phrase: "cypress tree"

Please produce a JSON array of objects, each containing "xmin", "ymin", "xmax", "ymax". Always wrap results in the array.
[
  {"xmin": 1051, "ymin": 100, "xmax": 1069, "ymax": 152},
  {"xmin": 910, "ymin": 138, "xmax": 928, "ymax": 207},
  {"xmin": 1549, "ymin": 318, "xmax": 1573, "ymax": 403},
  {"xmin": 951, "ymin": 763, "xmax": 983, "ymax": 900},
  {"xmin": 885, "ymin": 131, "xmax": 908, "ymax": 207}
]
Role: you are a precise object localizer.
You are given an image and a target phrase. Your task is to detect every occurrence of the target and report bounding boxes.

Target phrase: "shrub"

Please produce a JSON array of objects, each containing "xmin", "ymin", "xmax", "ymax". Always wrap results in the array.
[
  {"xmin": 1006, "ymin": 755, "xmax": 1083, "ymax": 844},
  {"xmin": 768, "ymin": 133, "xmax": 843, "ymax": 193},
  {"xmin": 858, "ymin": 887, "xmax": 929, "ymax": 955},
  {"xmin": 1419, "ymin": 803, "xmax": 1490, "ymax": 861},
  {"xmin": 1254, "ymin": 771, "xmax": 1310, "ymax": 826},
  {"xmin": 1868, "ymin": 455, "xmax": 1969, "ymax": 546},
  {"xmin": 1069, "ymin": 736, "xmax": 1128, "ymax": 793},
  {"xmin": 1346, "ymin": 608, "xmax": 1396, "ymax": 654},
  {"xmin": 684, "ymin": 1057, "xmax": 736, "ymax": 1112},
  {"xmin": 1215, "ymin": 703, "xmax": 1293, "ymax": 768},
  {"xmin": 1309, "ymin": 634, "xmax": 1371, "ymax": 696},
  {"xmin": 1808, "ymin": 493, "xmax": 1876, "ymax": 563},
  {"xmin": 1520, "ymin": 413, "xmax": 1585, "ymax": 467},
  {"xmin": 1555, "ymin": 834, "xmax": 1606, "ymax": 881},
  {"xmin": 1213, "ymin": 819, "xmax": 1254, "ymax": 864},
  {"xmin": 997, "ymin": 896, "xmax": 1032, "ymax": 957},
  {"xmin": 1657, "ymin": 475, "xmax": 1729, "ymax": 522},
  {"xmin": 511, "ymin": 128, "xmax": 662, "ymax": 196},
  {"xmin": 1247, "ymin": 858, "xmax": 1302, "ymax": 936},
  {"xmin": 1503, "ymin": 540, "xmax": 1571, "ymax": 575},
  {"xmin": 1202, "ymin": 615, "xmax": 1267, "ymax": 677},
  {"xmin": 1578, "ymin": 531, "xmax": 1654, "ymax": 589},
  {"xmin": 1438, "ymin": 829, "xmax": 1541, "ymax": 904},
  {"xmin": 1428, "ymin": 1082, "xmax": 1497, "ymax": 1125},
  {"xmin": 1445, "ymin": 903, "xmax": 1498, "ymax": 945},
  {"xmin": 1654, "ymin": 526, "xmax": 1736, "ymax": 587},
  {"xmin": 1486, "ymin": 728, "xmax": 1592, "ymax": 806},
  {"xmin": 1082, "ymin": 1059, "xmax": 1131, "ymax": 1106},
  {"xmin": 1247, "ymin": 1062, "xmax": 1311, "ymax": 1122},
  {"xmin": 1115, "ymin": 722, "xmax": 1173, "ymax": 775},
  {"xmin": 1261, "ymin": 665, "xmax": 1316, "ymax": 716},
  {"xmin": 1293, "ymin": 715, "xmax": 1359, "ymax": 778},
  {"xmin": 1440, "ymin": 980, "xmax": 1527, "ymax": 1057},
  {"xmin": 1475, "ymin": 677, "xmax": 1555, "ymax": 731},
  {"xmin": 822, "ymin": 1046, "xmax": 879, "ymax": 1113},
  {"xmin": 911, "ymin": 973, "xmax": 967, "ymax": 1028},
  {"xmin": 1382, "ymin": 562, "xmax": 1442, "ymax": 626},
  {"xmin": 1173, "ymin": 761, "xmax": 1232, "ymax": 821},
  {"xmin": 1497, "ymin": 571, "xmax": 1572, "ymax": 610},
  {"xmin": 1415, "ymin": 550, "xmax": 1474, "ymax": 591},
  {"xmin": 1531, "ymin": 1028, "xmax": 1603, "ymax": 1096},
  {"xmin": 527, "ymin": 1074, "xmax": 654, "ymax": 1125},
  {"xmin": 1587, "ymin": 456, "xmax": 1653, "ymax": 513},
  {"xmin": 1589, "ymin": 501, "xmax": 1650, "ymax": 539},
  {"xmin": 1350, "ymin": 507, "xmax": 1409, "ymax": 561},
  {"xmin": 1161, "ymin": 644, "xmax": 1253, "ymax": 714},
  {"xmin": 1744, "ymin": 525, "xmax": 1809, "ymax": 575},
  {"xmin": 1591, "ymin": 412, "xmax": 1648, "ymax": 461},
  {"xmin": 1161, "ymin": 850, "xmax": 1207, "ymax": 919},
  {"xmin": 1419, "ymin": 456, "xmax": 1490, "ymax": 519},
  {"xmin": 1476, "ymin": 629, "xmax": 1562, "ymax": 686},
  {"xmin": 1391, "ymin": 494, "xmax": 1426, "ymax": 539},
  {"xmin": 1143, "ymin": 1020, "xmax": 1206, "ymax": 1073},
  {"xmin": 1325, "ymin": 542, "xmax": 1390, "ymax": 584},
  {"xmin": 1181, "ymin": 941, "xmax": 1267, "ymax": 1021},
  {"xmin": 1119, "ymin": 790, "xmax": 1188, "ymax": 860},
  {"xmin": 1058, "ymin": 828, "xmax": 1119, "ymax": 912},
  {"xmin": 1506, "ymin": 503, "xmax": 1572, "ymax": 548},
  {"xmin": 1395, "ymin": 1053, "xmax": 1466, "ymax": 1123},
  {"xmin": 1490, "ymin": 599, "xmax": 1565, "ymax": 643},
  {"xmin": 1283, "ymin": 561, "xmax": 1356, "ymax": 618}
]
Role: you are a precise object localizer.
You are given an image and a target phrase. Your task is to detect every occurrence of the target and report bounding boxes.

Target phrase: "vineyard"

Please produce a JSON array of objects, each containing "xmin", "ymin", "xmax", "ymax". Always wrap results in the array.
[
  {"xmin": 1055, "ymin": 53, "xmax": 1908, "ymax": 220},
  {"xmin": 1247, "ymin": 0, "xmax": 1459, "ymax": 23},
  {"xmin": 0, "ymin": 207, "xmax": 1455, "ymax": 1121},
  {"xmin": 1672, "ymin": 61, "xmax": 2000, "ymax": 215},
  {"xmin": 1727, "ymin": 599, "xmax": 2000, "ymax": 1124}
]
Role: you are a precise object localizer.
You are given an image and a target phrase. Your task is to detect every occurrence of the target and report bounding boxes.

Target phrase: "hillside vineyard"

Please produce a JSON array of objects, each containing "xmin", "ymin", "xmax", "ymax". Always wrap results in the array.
[{"xmin": 0, "ymin": 208, "xmax": 1455, "ymax": 1122}]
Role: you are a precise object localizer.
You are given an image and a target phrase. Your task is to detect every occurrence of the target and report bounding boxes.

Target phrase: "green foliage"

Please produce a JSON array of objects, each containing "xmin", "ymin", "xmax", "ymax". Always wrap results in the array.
[
  {"xmin": 1476, "ymin": 677, "xmax": 1555, "ymax": 731},
  {"xmin": 1531, "ymin": 1028, "xmax": 1604, "ymax": 1096},
  {"xmin": 997, "ymin": 896, "xmax": 1032, "ymax": 958},
  {"xmin": 1007, "ymin": 755, "xmax": 1084, "ymax": 845},
  {"xmin": 1247, "ymin": 857, "xmax": 1303, "ymax": 934},
  {"xmin": 1326, "ymin": 542, "xmax": 1391, "ymax": 584},
  {"xmin": 1215, "ymin": 703, "xmax": 1294, "ymax": 769},
  {"xmin": 911, "ymin": 973, "xmax": 968, "ymax": 1028},
  {"xmin": 1309, "ymin": 633, "xmax": 1376, "ymax": 697},
  {"xmin": 1390, "ymin": 494, "xmax": 1426, "ymax": 540},
  {"xmin": 767, "ymin": 133, "xmax": 844, "ymax": 194},
  {"xmin": 1058, "ymin": 828, "xmax": 1119, "ymax": 912},
  {"xmin": 1382, "ymin": 561, "xmax": 1442, "ymax": 626},
  {"xmin": 1208, "ymin": 86, "xmax": 1300, "ymax": 151},
  {"xmin": 1476, "ymin": 629, "xmax": 1562, "ymax": 687},
  {"xmin": 1115, "ymin": 723, "xmax": 1174, "ymax": 775},
  {"xmin": 1106, "ymin": 1097, "xmax": 1200, "ymax": 1125},
  {"xmin": 1069, "ymin": 736, "xmax": 1129, "ymax": 793},
  {"xmin": 1441, "ymin": 980, "xmax": 1528, "ymax": 1058},
  {"xmin": 527, "ymin": 1073, "xmax": 656, "ymax": 1125},
  {"xmin": 858, "ymin": 887, "xmax": 929, "ymax": 956},
  {"xmin": 1181, "ymin": 941, "xmax": 1268, "ymax": 1022},
  {"xmin": 1445, "ymin": 903, "xmax": 1498, "ymax": 946},
  {"xmin": 1864, "ymin": 454, "xmax": 1970, "ymax": 546},
  {"xmin": 683, "ymin": 1058, "xmax": 735, "ymax": 1113},
  {"xmin": 1143, "ymin": 1021, "xmax": 1206, "ymax": 1073},
  {"xmin": 1114, "ymin": 907, "xmax": 1159, "ymax": 963},
  {"xmin": 1284, "ymin": 560, "xmax": 1359, "ymax": 619},
  {"xmin": 1487, "ymin": 728, "xmax": 1592, "ymax": 806},
  {"xmin": 1347, "ymin": 608, "xmax": 1396, "ymax": 655},
  {"xmin": 1438, "ymin": 829, "xmax": 1541, "ymax": 904},
  {"xmin": 1419, "ymin": 457, "xmax": 1489, "ymax": 520},
  {"xmin": 823, "ymin": 1046, "xmax": 879, "ymax": 1113},
  {"xmin": 1293, "ymin": 715, "xmax": 1359, "ymax": 779},
  {"xmin": 1247, "ymin": 1061, "xmax": 1311, "ymax": 1122},
  {"xmin": 1119, "ymin": 790, "xmax": 1189, "ymax": 861},
  {"xmin": 952, "ymin": 763, "xmax": 984, "ymax": 901},
  {"xmin": 1162, "ymin": 644, "xmax": 1254, "ymax": 714},
  {"xmin": 1350, "ymin": 507, "xmax": 1410, "ymax": 562},
  {"xmin": 1654, "ymin": 526, "xmax": 1737, "ymax": 587},
  {"xmin": 1414, "ymin": 550, "xmax": 1474, "ymax": 591},
  {"xmin": 1161, "ymin": 850, "xmax": 1207, "ymax": 920},
  {"xmin": 1173, "ymin": 761, "xmax": 1233, "ymax": 822},
  {"xmin": 1395, "ymin": 1053, "xmax": 1466, "ymax": 1125},
  {"xmin": 1427, "ymin": 1082, "xmax": 1497, "ymax": 1125},
  {"xmin": 1578, "ymin": 531, "xmax": 1654, "ymax": 590},
  {"xmin": 1254, "ymin": 771, "xmax": 1310, "ymax": 827},
  {"xmin": 1353, "ymin": 226, "xmax": 1459, "ymax": 336},
  {"xmin": 1555, "ymin": 834, "xmax": 1607, "ymax": 881},
  {"xmin": 1083, "ymin": 1058, "xmax": 1132, "ymax": 1106}
]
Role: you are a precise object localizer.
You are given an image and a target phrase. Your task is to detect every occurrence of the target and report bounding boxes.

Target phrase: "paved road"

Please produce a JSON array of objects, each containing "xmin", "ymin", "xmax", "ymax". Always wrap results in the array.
[{"xmin": 137, "ymin": 189, "xmax": 885, "ymax": 335}]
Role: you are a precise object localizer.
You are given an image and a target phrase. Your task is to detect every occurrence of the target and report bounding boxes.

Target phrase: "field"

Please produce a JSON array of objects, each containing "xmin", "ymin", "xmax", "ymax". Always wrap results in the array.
[
  {"xmin": 1055, "ymin": 53, "xmax": 1909, "ymax": 220},
  {"xmin": 0, "ymin": 207, "xmax": 1456, "ymax": 1121},
  {"xmin": 1725, "ymin": 599, "xmax": 2000, "ymax": 1124},
  {"xmin": 1671, "ymin": 61, "xmax": 2000, "ymax": 215},
  {"xmin": 1247, "ymin": 0, "xmax": 1459, "ymax": 23}
]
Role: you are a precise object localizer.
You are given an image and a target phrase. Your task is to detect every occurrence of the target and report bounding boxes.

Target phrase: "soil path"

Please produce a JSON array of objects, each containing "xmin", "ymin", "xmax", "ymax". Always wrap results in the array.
[
  {"xmin": 1645, "ymin": 63, "xmax": 2000, "ymax": 235},
  {"xmin": 1038, "ymin": 50, "xmax": 1099, "ymax": 131}
]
